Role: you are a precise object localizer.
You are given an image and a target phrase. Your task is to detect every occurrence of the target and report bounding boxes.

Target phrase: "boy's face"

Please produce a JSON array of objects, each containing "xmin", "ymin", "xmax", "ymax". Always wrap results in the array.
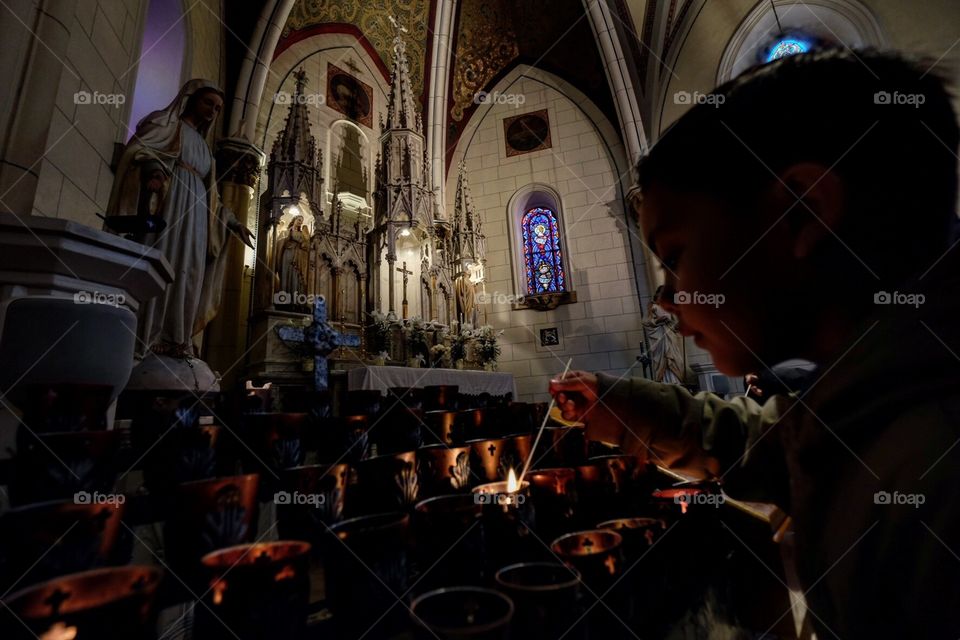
[{"xmin": 639, "ymin": 183, "xmax": 804, "ymax": 375}]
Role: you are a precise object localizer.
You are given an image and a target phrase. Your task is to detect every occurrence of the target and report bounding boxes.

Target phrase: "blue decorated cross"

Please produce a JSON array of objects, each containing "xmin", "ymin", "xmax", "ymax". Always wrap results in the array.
[{"xmin": 276, "ymin": 297, "xmax": 361, "ymax": 390}]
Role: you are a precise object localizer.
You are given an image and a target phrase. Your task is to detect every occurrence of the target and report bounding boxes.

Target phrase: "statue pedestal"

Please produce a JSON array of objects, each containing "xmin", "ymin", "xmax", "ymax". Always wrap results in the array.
[
  {"xmin": 0, "ymin": 212, "xmax": 172, "ymax": 442},
  {"xmin": 126, "ymin": 353, "xmax": 221, "ymax": 393},
  {"xmin": 246, "ymin": 309, "xmax": 315, "ymax": 385}
]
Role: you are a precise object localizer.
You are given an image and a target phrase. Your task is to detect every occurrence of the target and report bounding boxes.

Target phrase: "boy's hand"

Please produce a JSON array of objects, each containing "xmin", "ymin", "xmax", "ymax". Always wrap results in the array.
[{"xmin": 549, "ymin": 370, "xmax": 625, "ymax": 445}]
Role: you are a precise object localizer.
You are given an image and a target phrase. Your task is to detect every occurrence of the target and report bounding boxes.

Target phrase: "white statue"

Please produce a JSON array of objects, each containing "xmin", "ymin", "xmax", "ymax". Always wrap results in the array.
[
  {"xmin": 643, "ymin": 286, "xmax": 685, "ymax": 384},
  {"xmin": 107, "ymin": 79, "xmax": 254, "ymax": 358},
  {"xmin": 275, "ymin": 215, "xmax": 309, "ymax": 301}
]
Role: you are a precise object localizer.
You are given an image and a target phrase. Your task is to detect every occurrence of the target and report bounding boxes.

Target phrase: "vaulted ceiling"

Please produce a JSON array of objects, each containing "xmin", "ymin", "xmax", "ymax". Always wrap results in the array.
[{"xmin": 225, "ymin": 0, "xmax": 618, "ymax": 156}]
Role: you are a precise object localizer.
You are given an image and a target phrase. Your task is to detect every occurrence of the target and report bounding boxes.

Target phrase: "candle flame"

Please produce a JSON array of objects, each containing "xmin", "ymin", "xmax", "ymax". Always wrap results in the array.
[
  {"xmin": 507, "ymin": 468, "xmax": 518, "ymax": 493},
  {"xmin": 40, "ymin": 623, "xmax": 77, "ymax": 640}
]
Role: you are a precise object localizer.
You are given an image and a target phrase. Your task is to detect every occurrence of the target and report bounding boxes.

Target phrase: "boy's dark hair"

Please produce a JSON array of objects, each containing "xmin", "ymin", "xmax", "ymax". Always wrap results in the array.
[{"xmin": 638, "ymin": 49, "xmax": 959, "ymax": 281}]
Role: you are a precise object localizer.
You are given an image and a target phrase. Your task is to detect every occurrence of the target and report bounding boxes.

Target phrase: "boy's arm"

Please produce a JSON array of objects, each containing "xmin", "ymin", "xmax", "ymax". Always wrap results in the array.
[{"xmin": 596, "ymin": 373, "xmax": 792, "ymax": 507}]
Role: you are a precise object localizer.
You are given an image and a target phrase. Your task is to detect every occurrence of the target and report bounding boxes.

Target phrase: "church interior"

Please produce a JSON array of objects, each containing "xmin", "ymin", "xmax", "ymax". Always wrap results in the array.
[{"xmin": 0, "ymin": 0, "xmax": 958, "ymax": 638}]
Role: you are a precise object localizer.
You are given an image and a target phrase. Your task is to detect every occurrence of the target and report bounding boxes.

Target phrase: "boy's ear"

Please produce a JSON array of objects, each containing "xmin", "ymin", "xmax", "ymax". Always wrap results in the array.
[{"xmin": 773, "ymin": 163, "xmax": 846, "ymax": 259}]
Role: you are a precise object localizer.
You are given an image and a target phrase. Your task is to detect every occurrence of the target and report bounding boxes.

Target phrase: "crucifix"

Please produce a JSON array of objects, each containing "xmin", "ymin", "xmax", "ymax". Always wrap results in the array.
[
  {"xmin": 275, "ymin": 297, "xmax": 360, "ymax": 391},
  {"xmin": 397, "ymin": 261, "xmax": 413, "ymax": 319}
]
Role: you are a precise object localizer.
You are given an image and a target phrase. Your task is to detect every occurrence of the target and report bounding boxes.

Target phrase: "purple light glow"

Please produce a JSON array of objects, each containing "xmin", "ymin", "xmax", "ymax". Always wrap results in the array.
[{"xmin": 126, "ymin": 0, "xmax": 187, "ymax": 139}]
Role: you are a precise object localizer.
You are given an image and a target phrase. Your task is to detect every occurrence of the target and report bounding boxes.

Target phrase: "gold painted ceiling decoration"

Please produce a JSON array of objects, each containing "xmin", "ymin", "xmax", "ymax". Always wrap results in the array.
[
  {"xmin": 283, "ymin": 0, "xmax": 430, "ymax": 100},
  {"xmin": 450, "ymin": 1, "xmax": 520, "ymax": 122}
]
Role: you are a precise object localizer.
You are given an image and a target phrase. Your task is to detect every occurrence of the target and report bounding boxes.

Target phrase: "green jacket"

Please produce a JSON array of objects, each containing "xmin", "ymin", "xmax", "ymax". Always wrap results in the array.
[{"xmin": 598, "ymin": 263, "xmax": 960, "ymax": 638}]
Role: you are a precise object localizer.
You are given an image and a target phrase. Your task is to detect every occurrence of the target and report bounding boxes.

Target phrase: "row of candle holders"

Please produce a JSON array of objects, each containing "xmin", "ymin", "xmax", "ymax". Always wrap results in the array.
[
  {"xmin": 0, "ymin": 383, "xmax": 736, "ymax": 638},
  {"xmin": 0, "ymin": 462, "xmax": 728, "ymax": 638}
]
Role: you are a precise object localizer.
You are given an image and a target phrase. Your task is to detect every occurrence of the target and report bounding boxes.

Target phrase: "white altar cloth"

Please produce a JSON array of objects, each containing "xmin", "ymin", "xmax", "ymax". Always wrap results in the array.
[{"xmin": 347, "ymin": 366, "xmax": 517, "ymax": 398}]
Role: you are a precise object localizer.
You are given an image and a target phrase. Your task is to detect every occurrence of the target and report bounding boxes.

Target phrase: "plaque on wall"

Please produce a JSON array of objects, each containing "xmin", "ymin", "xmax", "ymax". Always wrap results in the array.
[
  {"xmin": 503, "ymin": 109, "xmax": 552, "ymax": 157},
  {"xmin": 326, "ymin": 62, "xmax": 373, "ymax": 128}
]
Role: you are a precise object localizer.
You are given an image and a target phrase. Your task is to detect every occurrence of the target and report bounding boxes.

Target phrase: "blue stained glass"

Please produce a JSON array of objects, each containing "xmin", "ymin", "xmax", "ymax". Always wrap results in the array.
[
  {"xmin": 766, "ymin": 38, "xmax": 811, "ymax": 62},
  {"xmin": 521, "ymin": 207, "xmax": 566, "ymax": 294}
]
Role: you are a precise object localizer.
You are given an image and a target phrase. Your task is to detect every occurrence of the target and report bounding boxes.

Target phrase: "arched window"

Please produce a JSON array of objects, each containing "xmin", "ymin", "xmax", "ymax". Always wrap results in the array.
[
  {"xmin": 765, "ymin": 36, "xmax": 812, "ymax": 62},
  {"xmin": 521, "ymin": 206, "xmax": 566, "ymax": 295},
  {"xmin": 506, "ymin": 183, "xmax": 576, "ymax": 309},
  {"xmin": 716, "ymin": 0, "xmax": 885, "ymax": 83}
]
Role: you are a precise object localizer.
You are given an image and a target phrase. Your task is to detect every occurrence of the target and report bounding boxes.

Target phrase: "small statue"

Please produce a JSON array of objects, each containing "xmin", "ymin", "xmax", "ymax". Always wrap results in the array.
[
  {"xmin": 643, "ymin": 286, "xmax": 685, "ymax": 384},
  {"xmin": 454, "ymin": 268, "xmax": 477, "ymax": 326},
  {"xmin": 275, "ymin": 215, "xmax": 310, "ymax": 303},
  {"xmin": 107, "ymin": 79, "xmax": 254, "ymax": 358}
]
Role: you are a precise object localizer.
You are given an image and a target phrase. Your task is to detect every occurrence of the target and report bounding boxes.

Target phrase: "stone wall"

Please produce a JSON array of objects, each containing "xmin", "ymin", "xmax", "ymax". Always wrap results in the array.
[{"xmin": 448, "ymin": 68, "xmax": 654, "ymax": 402}]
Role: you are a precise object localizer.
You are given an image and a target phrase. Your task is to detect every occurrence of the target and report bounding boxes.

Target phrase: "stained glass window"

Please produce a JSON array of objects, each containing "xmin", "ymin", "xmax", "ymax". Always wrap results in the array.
[
  {"xmin": 766, "ymin": 38, "xmax": 811, "ymax": 62},
  {"xmin": 521, "ymin": 207, "xmax": 566, "ymax": 294}
]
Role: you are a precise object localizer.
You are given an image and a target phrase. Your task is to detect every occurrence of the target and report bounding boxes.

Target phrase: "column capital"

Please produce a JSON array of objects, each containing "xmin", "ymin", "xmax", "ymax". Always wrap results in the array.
[{"xmin": 216, "ymin": 137, "xmax": 266, "ymax": 188}]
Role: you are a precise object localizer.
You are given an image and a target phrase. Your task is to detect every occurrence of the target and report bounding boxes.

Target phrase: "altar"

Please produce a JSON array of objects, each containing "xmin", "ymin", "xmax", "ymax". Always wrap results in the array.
[{"xmin": 348, "ymin": 365, "xmax": 517, "ymax": 400}]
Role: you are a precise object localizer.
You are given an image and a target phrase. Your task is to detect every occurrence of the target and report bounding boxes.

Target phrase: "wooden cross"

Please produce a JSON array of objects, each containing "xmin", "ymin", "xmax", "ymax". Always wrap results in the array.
[
  {"xmin": 396, "ymin": 261, "xmax": 414, "ymax": 319},
  {"xmin": 275, "ymin": 297, "xmax": 360, "ymax": 391}
]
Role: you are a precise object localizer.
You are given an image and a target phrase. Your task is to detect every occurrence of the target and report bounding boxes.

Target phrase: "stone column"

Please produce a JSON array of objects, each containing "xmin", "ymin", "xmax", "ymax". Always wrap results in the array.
[
  {"xmin": 330, "ymin": 266, "xmax": 342, "ymax": 322},
  {"xmin": 583, "ymin": 0, "xmax": 647, "ymax": 166},
  {"xmin": 0, "ymin": 0, "xmax": 77, "ymax": 215},
  {"xmin": 203, "ymin": 137, "xmax": 264, "ymax": 389},
  {"xmin": 386, "ymin": 252, "xmax": 397, "ymax": 316}
]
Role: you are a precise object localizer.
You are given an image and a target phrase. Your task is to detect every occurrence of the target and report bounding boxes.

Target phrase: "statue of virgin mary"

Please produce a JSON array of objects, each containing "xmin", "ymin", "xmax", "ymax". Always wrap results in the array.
[
  {"xmin": 107, "ymin": 79, "xmax": 253, "ymax": 358},
  {"xmin": 643, "ymin": 286, "xmax": 686, "ymax": 384}
]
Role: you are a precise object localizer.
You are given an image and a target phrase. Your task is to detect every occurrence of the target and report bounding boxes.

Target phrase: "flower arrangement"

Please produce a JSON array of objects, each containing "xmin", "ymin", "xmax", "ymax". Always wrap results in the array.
[
  {"xmin": 368, "ymin": 310, "xmax": 394, "ymax": 356},
  {"xmin": 430, "ymin": 343, "xmax": 451, "ymax": 368},
  {"xmin": 473, "ymin": 325, "xmax": 503, "ymax": 370},
  {"xmin": 404, "ymin": 316, "xmax": 430, "ymax": 359},
  {"xmin": 449, "ymin": 321, "xmax": 472, "ymax": 366}
]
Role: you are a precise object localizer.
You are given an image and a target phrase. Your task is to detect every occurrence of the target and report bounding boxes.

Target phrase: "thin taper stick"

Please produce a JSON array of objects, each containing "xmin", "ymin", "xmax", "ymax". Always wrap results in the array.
[{"xmin": 519, "ymin": 358, "xmax": 573, "ymax": 484}]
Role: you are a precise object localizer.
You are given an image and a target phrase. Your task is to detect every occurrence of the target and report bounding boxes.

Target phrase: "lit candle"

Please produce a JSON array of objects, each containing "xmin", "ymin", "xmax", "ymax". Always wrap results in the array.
[
  {"xmin": 472, "ymin": 467, "xmax": 529, "ymax": 510},
  {"xmin": 506, "ymin": 467, "xmax": 519, "ymax": 493},
  {"xmin": 40, "ymin": 623, "xmax": 77, "ymax": 640}
]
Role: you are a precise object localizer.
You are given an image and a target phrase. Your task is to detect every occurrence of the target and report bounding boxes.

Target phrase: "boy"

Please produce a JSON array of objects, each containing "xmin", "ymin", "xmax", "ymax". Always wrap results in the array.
[{"xmin": 551, "ymin": 49, "xmax": 960, "ymax": 638}]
